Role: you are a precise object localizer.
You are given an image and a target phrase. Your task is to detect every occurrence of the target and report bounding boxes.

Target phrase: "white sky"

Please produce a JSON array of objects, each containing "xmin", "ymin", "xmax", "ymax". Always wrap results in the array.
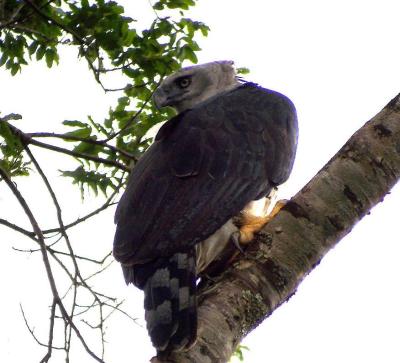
[{"xmin": 1, "ymin": 0, "xmax": 400, "ymax": 362}]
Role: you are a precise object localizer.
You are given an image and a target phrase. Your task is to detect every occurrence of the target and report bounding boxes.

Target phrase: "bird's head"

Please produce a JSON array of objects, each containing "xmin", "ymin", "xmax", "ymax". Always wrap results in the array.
[{"xmin": 153, "ymin": 60, "xmax": 240, "ymax": 113}]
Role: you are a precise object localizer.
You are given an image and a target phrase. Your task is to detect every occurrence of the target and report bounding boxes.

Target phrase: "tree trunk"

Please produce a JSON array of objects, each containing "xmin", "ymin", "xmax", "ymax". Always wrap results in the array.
[{"xmin": 155, "ymin": 93, "xmax": 400, "ymax": 363}]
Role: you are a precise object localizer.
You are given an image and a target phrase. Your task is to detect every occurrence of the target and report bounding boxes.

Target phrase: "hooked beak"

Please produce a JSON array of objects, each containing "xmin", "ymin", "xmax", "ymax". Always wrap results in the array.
[{"xmin": 153, "ymin": 87, "xmax": 169, "ymax": 109}]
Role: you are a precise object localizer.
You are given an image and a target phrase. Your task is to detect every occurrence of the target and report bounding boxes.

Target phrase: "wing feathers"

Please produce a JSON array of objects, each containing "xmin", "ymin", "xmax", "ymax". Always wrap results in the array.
[
  {"xmin": 114, "ymin": 83, "xmax": 298, "ymax": 265},
  {"xmin": 170, "ymin": 127, "xmax": 204, "ymax": 177}
]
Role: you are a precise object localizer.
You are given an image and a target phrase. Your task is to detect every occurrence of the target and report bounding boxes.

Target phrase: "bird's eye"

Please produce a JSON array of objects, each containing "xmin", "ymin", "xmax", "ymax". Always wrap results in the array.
[{"xmin": 176, "ymin": 77, "xmax": 191, "ymax": 89}]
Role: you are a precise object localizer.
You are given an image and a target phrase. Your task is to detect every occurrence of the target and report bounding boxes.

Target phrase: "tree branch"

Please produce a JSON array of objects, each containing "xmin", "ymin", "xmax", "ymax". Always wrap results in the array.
[
  {"xmin": 5, "ymin": 122, "xmax": 130, "ymax": 172},
  {"xmin": 0, "ymin": 217, "xmax": 36, "ymax": 240},
  {"xmin": 0, "ymin": 167, "xmax": 105, "ymax": 363},
  {"xmin": 27, "ymin": 136, "xmax": 130, "ymax": 172},
  {"xmin": 22, "ymin": 0, "xmax": 85, "ymax": 44},
  {"xmin": 164, "ymin": 95, "xmax": 400, "ymax": 362},
  {"xmin": 26, "ymin": 131, "xmax": 137, "ymax": 161}
]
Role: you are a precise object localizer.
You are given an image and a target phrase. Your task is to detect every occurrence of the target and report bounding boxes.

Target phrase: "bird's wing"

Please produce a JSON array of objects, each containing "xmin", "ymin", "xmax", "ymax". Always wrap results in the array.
[{"xmin": 113, "ymin": 83, "xmax": 298, "ymax": 265}]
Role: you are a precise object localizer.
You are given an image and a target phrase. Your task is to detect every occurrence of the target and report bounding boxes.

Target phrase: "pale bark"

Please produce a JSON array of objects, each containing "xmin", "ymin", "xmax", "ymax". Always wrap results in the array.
[{"xmin": 157, "ymin": 93, "xmax": 400, "ymax": 363}]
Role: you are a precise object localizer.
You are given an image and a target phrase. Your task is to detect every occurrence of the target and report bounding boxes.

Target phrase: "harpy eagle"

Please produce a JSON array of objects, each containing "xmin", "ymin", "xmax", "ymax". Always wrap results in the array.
[{"xmin": 113, "ymin": 61, "xmax": 298, "ymax": 355}]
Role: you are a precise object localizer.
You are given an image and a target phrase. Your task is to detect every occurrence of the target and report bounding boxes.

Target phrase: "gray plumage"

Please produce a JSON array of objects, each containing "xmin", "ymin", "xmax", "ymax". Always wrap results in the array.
[{"xmin": 113, "ymin": 61, "xmax": 298, "ymax": 354}]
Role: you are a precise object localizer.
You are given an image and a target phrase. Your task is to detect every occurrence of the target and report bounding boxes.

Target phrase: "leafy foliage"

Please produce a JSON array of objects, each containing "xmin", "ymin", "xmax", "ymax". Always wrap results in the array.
[
  {"xmin": 0, "ymin": 0, "xmax": 209, "ymax": 194},
  {"xmin": 0, "ymin": 1, "xmax": 211, "ymax": 361},
  {"xmin": 60, "ymin": 166, "xmax": 118, "ymax": 198},
  {"xmin": 0, "ymin": 114, "xmax": 30, "ymax": 176}
]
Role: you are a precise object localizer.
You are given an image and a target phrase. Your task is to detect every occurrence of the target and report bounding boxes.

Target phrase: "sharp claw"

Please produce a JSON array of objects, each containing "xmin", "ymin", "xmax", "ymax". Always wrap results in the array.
[{"xmin": 230, "ymin": 231, "xmax": 244, "ymax": 253}]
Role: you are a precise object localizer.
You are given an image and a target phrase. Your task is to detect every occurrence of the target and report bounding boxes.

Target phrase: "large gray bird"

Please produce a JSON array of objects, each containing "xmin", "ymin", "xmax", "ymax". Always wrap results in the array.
[{"xmin": 113, "ymin": 60, "xmax": 298, "ymax": 356}]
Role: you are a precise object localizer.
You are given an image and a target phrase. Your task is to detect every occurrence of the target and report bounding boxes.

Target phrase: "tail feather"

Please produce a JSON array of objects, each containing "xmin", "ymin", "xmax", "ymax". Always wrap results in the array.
[
  {"xmin": 143, "ymin": 249, "xmax": 197, "ymax": 353},
  {"xmin": 167, "ymin": 251, "xmax": 197, "ymax": 351}
]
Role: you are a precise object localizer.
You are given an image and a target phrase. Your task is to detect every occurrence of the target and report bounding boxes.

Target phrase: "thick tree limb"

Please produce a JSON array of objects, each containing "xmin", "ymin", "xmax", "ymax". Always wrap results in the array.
[{"xmin": 164, "ymin": 94, "xmax": 400, "ymax": 362}]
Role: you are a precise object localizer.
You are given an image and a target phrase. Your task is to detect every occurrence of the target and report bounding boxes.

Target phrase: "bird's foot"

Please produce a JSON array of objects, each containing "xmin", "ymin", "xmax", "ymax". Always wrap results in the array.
[{"xmin": 237, "ymin": 199, "xmax": 288, "ymax": 245}]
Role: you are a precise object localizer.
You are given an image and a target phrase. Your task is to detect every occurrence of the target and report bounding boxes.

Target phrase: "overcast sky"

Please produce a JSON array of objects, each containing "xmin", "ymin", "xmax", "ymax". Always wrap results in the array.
[{"xmin": 1, "ymin": 0, "xmax": 400, "ymax": 362}]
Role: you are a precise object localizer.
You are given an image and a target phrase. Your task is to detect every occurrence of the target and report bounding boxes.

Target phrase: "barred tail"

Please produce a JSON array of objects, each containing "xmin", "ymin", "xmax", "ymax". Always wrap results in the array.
[{"xmin": 143, "ymin": 249, "xmax": 197, "ymax": 353}]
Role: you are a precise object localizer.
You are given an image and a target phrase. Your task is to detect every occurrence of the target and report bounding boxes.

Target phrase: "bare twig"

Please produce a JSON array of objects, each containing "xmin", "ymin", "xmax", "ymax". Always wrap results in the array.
[
  {"xmin": 0, "ymin": 167, "xmax": 105, "ymax": 363},
  {"xmin": 1, "ymin": 189, "xmax": 119, "ymax": 240},
  {"xmin": 40, "ymin": 299, "xmax": 58, "ymax": 363},
  {"xmin": 49, "ymin": 249, "xmax": 112, "ymax": 265},
  {"xmin": 25, "ymin": 145, "xmax": 83, "ymax": 360},
  {"xmin": 42, "ymin": 186, "xmax": 120, "ymax": 235},
  {"xmin": 103, "ymin": 301, "xmax": 139, "ymax": 325},
  {"xmin": 0, "ymin": 218, "xmax": 36, "ymax": 240},
  {"xmin": 20, "ymin": 303, "xmax": 63, "ymax": 351}
]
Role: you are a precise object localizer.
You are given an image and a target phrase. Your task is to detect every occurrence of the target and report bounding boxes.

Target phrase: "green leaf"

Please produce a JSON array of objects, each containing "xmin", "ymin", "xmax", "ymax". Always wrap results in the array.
[
  {"xmin": 36, "ymin": 46, "xmax": 46, "ymax": 61},
  {"xmin": 153, "ymin": 2, "xmax": 164, "ymax": 10},
  {"xmin": 60, "ymin": 166, "xmax": 116, "ymax": 197},
  {"xmin": 28, "ymin": 41, "xmax": 39, "ymax": 56},
  {"xmin": 178, "ymin": 45, "xmax": 198, "ymax": 63},
  {"xmin": 63, "ymin": 127, "xmax": 92, "ymax": 139},
  {"xmin": 237, "ymin": 67, "xmax": 250, "ymax": 75},
  {"xmin": 72, "ymin": 141, "xmax": 101, "ymax": 156},
  {"xmin": 45, "ymin": 49, "xmax": 55, "ymax": 67},
  {"xmin": 0, "ymin": 52, "xmax": 8, "ymax": 67},
  {"xmin": 10, "ymin": 63, "xmax": 20, "ymax": 76},
  {"xmin": 63, "ymin": 120, "xmax": 88, "ymax": 128}
]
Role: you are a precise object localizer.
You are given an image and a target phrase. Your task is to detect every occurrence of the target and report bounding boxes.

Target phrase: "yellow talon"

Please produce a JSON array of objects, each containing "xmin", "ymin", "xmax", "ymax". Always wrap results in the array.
[{"xmin": 238, "ymin": 199, "xmax": 287, "ymax": 244}]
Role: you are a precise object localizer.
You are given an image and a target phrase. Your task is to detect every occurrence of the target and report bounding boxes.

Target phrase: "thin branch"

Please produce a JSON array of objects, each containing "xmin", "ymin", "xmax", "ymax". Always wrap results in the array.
[
  {"xmin": 0, "ymin": 218, "xmax": 37, "ymax": 240},
  {"xmin": 28, "ymin": 136, "xmax": 130, "ymax": 172},
  {"xmin": 42, "ymin": 187, "xmax": 120, "ymax": 235},
  {"xmin": 98, "ymin": 61, "xmax": 135, "ymax": 72},
  {"xmin": 103, "ymin": 301, "xmax": 140, "ymax": 325},
  {"xmin": 26, "ymin": 131, "xmax": 137, "ymax": 161},
  {"xmin": 5, "ymin": 121, "xmax": 129, "ymax": 171},
  {"xmin": 27, "ymin": 144, "xmax": 115, "ymax": 361},
  {"xmin": 103, "ymin": 76, "xmax": 164, "ymax": 142},
  {"xmin": 48, "ymin": 248, "xmax": 112, "ymax": 265},
  {"xmin": 12, "ymin": 23, "xmax": 54, "ymax": 40},
  {"xmin": 22, "ymin": 0, "xmax": 85, "ymax": 44},
  {"xmin": 20, "ymin": 303, "xmax": 63, "ymax": 351},
  {"xmin": 0, "ymin": 0, "xmax": 54, "ymax": 29},
  {"xmin": 40, "ymin": 299, "xmax": 58, "ymax": 363},
  {"xmin": 0, "ymin": 2, "xmax": 26, "ymax": 28},
  {"xmin": 24, "ymin": 144, "xmax": 88, "ymax": 361},
  {"xmin": 82, "ymin": 259, "xmax": 113, "ymax": 282},
  {"xmin": 47, "ymin": 248, "xmax": 75, "ymax": 283},
  {"xmin": 0, "ymin": 168, "xmax": 58, "ymax": 295},
  {"xmin": 2, "ymin": 192, "xmax": 118, "ymax": 240},
  {"xmin": 21, "ymin": 0, "xmax": 108, "ymax": 90},
  {"xmin": 0, "ymin": 167, "xmax": 105, "ymax": 363},
  {"xmin": 103, "ymin": 86, "xmax": 127, "ymax": 92}
]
